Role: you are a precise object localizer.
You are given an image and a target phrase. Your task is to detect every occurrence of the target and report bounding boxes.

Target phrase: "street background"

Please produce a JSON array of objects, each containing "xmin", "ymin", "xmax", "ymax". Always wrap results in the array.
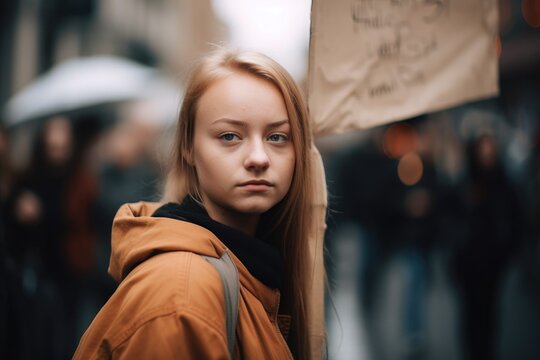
[{"xmin": 1, "ymin": 1, "xmax": 540, "ymax": 359}]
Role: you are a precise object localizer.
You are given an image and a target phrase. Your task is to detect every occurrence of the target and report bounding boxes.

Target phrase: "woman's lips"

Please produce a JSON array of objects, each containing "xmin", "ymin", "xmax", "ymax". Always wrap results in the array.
[{"xmin": 238, "ymin": 180, "xmax": 273, "ymax": 192}]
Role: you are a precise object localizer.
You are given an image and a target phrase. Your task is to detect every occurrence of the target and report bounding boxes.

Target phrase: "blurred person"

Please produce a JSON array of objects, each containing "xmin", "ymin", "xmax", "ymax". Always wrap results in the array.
[
  {"xmin": 92, "ymin": 112, "xmax": 162, "ymax": 302},
  {"xmin": 337, "ymin": 120, "xmax": 440, "ymax": 359},
  {"xmin": 6, "ymin": 117, "xmax": 76, "ymax": 274},
  {"xmin": 74, "ymin": 49, "xmax": 319, "ymax": 359},
  {"xmin": 3, "ymin": 117, "xmax": 78, "ymax": 359},
  {"xmin": 3, "ymin": 116, "xmax": 100, "ymax": 359},
  {"xmin": 397, "ymin": 122, "xmax": 440, "ymax": 360},
  {"xmin": 385, "ymin": 121, "xmax": 440, "ymax": 360},
  {"xmin": 454, "ymin": 133, "xmax": 524, "ymax": 360},
  {"xmin": 336, "ymin": 127, "xmax": 392, "ymax": 313},
  {"xmin": 13, "ymin": 115, "xmax": 99, "ymax": 277},
  {"xmin": 119, "ymin": 101, "xmax": 168, "ymax": 163}
]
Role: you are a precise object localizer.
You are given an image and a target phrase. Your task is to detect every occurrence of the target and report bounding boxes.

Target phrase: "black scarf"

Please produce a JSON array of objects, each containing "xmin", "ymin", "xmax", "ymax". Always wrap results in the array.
[{"xmin": 152, "ymin": 196, "xmax": 283, "ymax": 289}]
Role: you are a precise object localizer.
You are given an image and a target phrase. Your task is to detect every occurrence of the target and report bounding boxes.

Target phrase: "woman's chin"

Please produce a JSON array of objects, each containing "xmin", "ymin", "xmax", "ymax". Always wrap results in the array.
[{"xmin": 234, "ymin": 200, "xmax": 276, "ymax": 215}]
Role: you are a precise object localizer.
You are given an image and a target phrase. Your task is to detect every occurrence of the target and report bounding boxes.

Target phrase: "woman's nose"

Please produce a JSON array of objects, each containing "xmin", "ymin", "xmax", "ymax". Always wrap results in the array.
[{"xmin": 244, "ymin": 140, "xmax": 270, "ymax": 171}]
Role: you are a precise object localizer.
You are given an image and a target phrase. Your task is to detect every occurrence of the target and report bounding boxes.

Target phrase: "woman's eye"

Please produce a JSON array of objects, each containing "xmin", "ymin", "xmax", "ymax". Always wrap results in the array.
[
  {"xmin": 268, "ymin": 134, "xmax": 288, "ymax": 142},
  {"xmin": 220, "ymin": 133, "xmax": 239, "ymax": 141}
]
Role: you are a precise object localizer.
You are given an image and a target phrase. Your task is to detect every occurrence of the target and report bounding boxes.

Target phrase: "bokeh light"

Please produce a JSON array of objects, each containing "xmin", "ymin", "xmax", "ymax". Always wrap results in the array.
[
  {"xmin": 522, "ymin": 0, "xmax": 540, "ymax": 28},
  {"xmin": 382, "ymin": 123, "xmax": 419, "ymax": 159},
  {"xmin": 397, "ymin": 151, "xmax": 423, "ymax": 186}
]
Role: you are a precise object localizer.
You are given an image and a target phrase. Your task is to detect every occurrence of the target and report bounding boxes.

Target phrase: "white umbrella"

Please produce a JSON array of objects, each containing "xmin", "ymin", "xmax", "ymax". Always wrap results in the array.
[{"xmin": 3, "ymin": 56, "xmax": 161, "ymax": 126}]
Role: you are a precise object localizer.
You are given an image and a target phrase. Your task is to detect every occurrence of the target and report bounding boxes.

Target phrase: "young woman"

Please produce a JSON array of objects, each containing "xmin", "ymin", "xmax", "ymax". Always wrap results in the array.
[{"xmin": 74, "ymin": 49, "xmax": 316, "ymax": 359}]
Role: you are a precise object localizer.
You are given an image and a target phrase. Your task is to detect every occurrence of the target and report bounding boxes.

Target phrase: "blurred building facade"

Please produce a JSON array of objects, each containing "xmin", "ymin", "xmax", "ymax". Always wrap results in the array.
[{"xmin": 1, "ymin": 0, "xmax": 228, "ymax": 108}]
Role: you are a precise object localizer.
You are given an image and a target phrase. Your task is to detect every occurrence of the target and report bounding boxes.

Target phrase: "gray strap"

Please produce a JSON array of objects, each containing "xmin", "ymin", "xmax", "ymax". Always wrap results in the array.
[{"xmin": 203, "ymin": 252, "xmax": 239, "ymax": 359}]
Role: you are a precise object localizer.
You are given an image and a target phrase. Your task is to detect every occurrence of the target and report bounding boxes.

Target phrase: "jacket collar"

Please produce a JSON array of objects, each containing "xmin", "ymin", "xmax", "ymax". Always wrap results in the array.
[
  {"xmin": 152, "ymin": 197, "xmax": 283, "ymax": 289},
  {"xmin": 109, "ymin": 201, "xmax": 223, "ymax": 282}
]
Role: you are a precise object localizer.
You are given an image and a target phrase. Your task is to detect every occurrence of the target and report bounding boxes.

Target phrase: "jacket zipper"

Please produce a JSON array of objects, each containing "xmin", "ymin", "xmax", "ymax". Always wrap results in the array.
[{"xmin": 272, "ymin": 290, "xmax": 294, "ymax": 359}]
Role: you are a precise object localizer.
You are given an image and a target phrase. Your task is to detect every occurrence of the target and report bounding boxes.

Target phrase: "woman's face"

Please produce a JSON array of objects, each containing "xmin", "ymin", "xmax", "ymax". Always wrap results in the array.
[
  {"xmin": 44, "ymin": 117, "xmax": 73, "ymax": 165},
  {"xmin": 192, "ymin": 71, "xmax": 295, "ymax": 230},
  {"xmin": 477, "ymin": 135, "xmax": 497, "ymax": 169}
]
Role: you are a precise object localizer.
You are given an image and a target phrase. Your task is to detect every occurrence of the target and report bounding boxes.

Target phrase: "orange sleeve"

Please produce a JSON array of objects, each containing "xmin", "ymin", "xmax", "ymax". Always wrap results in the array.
[{"xmin": 111, "ymin": 311, "xmax": 230, "ymax": 360}]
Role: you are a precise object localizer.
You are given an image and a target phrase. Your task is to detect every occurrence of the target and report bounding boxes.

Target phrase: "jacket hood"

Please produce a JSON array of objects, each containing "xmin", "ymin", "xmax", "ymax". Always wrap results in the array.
[{"xmin": 109, "ymin": 202, "xmax": 226, "ymax": 283}]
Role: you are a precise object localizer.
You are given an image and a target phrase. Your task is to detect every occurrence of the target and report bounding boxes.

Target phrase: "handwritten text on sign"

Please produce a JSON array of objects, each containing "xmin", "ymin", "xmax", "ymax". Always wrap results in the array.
[{"xmin": 309, "ymin": 0, "xmax": 498, "ymax": 133}]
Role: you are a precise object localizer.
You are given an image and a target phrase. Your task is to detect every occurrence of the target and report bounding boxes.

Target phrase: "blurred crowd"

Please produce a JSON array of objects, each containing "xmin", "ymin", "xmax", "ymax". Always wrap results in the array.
[
  {"xmin": 2, "ymin": 100, "xmax": 540, "ymax": 360},
  {"xmin": 0, "ymin": 104, "xmax": 166, "ymax": 359},
  {"xmin": 1, "ymin": 84, "xmax": 539, "ymax": 360},
  {"xmin": 321, "ymin": 106, "xmax": 540, "ymax": 359}
]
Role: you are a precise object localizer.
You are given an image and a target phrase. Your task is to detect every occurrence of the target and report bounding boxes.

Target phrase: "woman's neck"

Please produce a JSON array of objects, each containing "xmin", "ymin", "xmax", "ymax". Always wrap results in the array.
[{"xmin": 202, "ymin": 200, "xmax": 260, "ymax": 236}]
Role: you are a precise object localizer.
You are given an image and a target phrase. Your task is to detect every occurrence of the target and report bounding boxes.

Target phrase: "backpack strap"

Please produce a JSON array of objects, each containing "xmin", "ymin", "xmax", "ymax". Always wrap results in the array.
[{"xmin": 203, "ymin": 251, "xmax": 239, "ymax": 359}]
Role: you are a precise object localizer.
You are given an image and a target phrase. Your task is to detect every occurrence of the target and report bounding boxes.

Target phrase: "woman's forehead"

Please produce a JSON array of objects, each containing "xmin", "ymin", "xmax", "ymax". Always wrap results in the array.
[{"xmin": 196, "ymin": 72, "xmax": 289, "ymax": 126}]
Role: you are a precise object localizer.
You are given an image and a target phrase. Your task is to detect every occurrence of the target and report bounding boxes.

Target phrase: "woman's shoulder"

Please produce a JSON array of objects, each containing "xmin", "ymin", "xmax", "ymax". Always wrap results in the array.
[
  {"xmin": 100, "ymin": 253, "xmax": 224, "ymax": 334},
  {"xmin": 74, "ymin": 251, "xmax": 231, "ymax": 358},
  {"xmin": 119, "ymin": 250, "xmax": 226, "ymax": 316}
]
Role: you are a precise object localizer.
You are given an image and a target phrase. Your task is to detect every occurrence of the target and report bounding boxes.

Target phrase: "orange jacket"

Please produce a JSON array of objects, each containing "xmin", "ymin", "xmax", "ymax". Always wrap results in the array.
[{"xmin": 73, "ymin": 202, "xmax": 293, "ymax": 359}]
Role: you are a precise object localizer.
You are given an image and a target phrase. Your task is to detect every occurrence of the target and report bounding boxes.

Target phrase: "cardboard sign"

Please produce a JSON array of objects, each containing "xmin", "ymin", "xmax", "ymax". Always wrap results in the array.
[{"xmin": 309, "ymin": 0, "xmax": 499, "ymax": 134}]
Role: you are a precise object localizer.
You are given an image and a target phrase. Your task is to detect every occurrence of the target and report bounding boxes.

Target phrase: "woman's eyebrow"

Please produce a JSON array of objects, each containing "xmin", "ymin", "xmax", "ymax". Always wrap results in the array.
[
  {"xmin": 210, "ymin": 118, "xmax": 290, "ymax": 128},
  {"xmin": 211, "ymin": 118, "xmax": 246, "ymax": 127},
  {"xmin": 267, "ymin": 119, "xmax": 290, "ymax": 129}
]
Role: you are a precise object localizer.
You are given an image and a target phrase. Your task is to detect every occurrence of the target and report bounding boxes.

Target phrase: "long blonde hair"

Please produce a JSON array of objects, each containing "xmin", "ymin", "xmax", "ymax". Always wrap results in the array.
[{"xmin": 163, "ymin": 49, "xmax": 314, "ymax": 359}]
